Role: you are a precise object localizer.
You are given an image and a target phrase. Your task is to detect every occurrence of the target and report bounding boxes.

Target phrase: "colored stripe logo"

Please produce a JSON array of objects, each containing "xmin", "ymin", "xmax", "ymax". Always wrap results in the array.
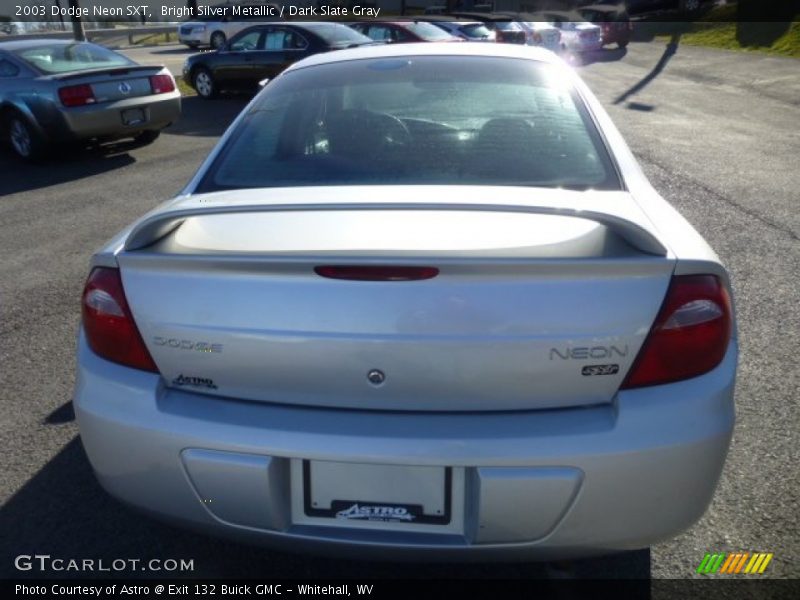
[{"xmin": 697, "ymin": 552, "xmax": 773, "ymax": 574}]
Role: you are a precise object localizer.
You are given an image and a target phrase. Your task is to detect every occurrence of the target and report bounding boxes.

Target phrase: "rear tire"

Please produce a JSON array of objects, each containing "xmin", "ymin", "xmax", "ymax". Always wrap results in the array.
[
  {"xmin": 193, "ymin": 67, "xmax": 218, "ymax": 99},
  {"xmin": 6, "ymin": 113, "xmax": 45, "ymax": 162},
  {"xmin": 210, "ymin": 31, "xmax": 226, "ymax": 50},
  {"xmin": 134, "ymin": 130, "xmax": 161, "ymax": 146}
]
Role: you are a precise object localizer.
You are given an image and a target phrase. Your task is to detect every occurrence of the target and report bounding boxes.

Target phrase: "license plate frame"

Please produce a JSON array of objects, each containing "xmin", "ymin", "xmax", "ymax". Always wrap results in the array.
[
  {"xmin": 302, "ymin": 460, "xmax": 452, "ymax": 526},
  {"xmin": 121, "ymin": 107, "xmax": 146, "ymax": 127}
]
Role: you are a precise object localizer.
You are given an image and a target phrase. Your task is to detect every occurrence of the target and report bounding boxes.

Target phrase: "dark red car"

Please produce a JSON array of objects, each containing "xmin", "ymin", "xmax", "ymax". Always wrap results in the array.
[
  {"xmin": 348, "ymin": 21, "xmax": 461, "ymax": 43},
  {"xmin": 578, "ymin": 4, "xmax": 633, "ymax": 48}
]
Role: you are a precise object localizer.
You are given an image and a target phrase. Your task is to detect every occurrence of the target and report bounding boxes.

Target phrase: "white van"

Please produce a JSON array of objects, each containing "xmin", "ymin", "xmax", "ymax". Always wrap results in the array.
[{"xmin": 178, "ymin": 3, "xmax": 280, "ymax": 50}]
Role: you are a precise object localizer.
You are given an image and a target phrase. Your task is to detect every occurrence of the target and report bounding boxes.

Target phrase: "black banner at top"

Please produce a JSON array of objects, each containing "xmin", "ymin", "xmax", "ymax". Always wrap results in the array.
[{"xmin": 1, "ymin": 0, "xmax": 799, "ymax": 24}]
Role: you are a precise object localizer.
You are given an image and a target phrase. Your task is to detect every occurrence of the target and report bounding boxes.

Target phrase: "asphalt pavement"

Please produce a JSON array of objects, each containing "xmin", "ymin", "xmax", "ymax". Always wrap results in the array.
[{"xmin": 0, "ymin": 41, "xmax": 798, "ymax": 580}]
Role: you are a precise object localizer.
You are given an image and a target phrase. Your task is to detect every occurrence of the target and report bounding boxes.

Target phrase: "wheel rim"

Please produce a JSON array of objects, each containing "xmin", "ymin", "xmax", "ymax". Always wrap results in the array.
[
  {"xmin": 211, "ymin": 33, "xmax": 224, "ymax": 49},
  {"xmin": 195, "ymin": 71, "xmax": 213, "ymax": 97},
  {"xmin": 9, "ymin": 119, "xmax": 31, "ymax": 157},
  {"xmin": 685, "ymin": 0, "xmax": 699, "ymax": 10}
]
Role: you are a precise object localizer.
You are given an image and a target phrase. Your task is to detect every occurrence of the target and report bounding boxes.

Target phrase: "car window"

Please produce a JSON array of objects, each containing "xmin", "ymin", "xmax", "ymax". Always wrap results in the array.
[
  {"xmin": 198, "ymin": 56, "xmax": 620, "ymax": 192},
  {"xmin": 366, "ymin": 25, "xmax": 394, "ymax": 42},
  {"xmin": 301, "ymin": 23, "xmax": 373, "ymax": 46},
  {"xmin": 12, "ymin": 43, "xmax": 133, "ymax": 74},
  {"xmin": 403, "ymin": 22, "xmax": 457, "ymax": 41},
  {"xmin": 285, "ymin": 30, "xmax": 309, "ymax": 50},
  {"xmin": 392, "ymin": 27, "xmax": 416, "ymax": 43},
  {"xmin": 459, "ymin": 23, "xmax": 492, "ymax": 38},
  {"xmin": 0, "ymin": 59, "xmax": 20, "ymax": 77},
  {"xmin": 230, "ymin": 30, "xmax": 263, "ymax": 51},
  {"xmin": 263, "ymin": 28, "xmax": 308, "ymax": 50}
]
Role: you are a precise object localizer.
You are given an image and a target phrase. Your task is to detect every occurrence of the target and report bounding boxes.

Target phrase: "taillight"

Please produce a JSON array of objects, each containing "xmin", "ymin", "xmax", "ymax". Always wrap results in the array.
[
  {"xmin": 149, "ymin": 74, "xmax": 176, "ymax": 94},
  {"xmin": 621, "ymin": 275, "xmax": 732, "ymax": 389},
  {"xmin": 314, "ymin": 266, "xmax": 439, "ymax": 282},
  {"xmin": 58, "ymin": 84, "xmax": 95, "ymax": 107},
  {"xmin": 81, "ymin": 268, "xmax": 158, "ymax": 372}
]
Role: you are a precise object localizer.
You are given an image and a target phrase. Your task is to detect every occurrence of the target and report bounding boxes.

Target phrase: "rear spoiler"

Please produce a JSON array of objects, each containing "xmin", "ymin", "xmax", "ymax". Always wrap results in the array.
[
  {"xmin": 123, "ymin": 199, "xmax": 669, "ymax": 256},
  {"xmin": 47, "ymin": 65, "xmax": 164, "ymax": 81}
]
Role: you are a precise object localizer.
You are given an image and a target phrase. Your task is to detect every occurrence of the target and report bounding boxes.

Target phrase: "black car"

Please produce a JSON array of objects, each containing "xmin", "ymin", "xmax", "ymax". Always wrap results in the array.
[{"xmin": 183, "ymin": 22, "xmax": 375, "ymax": 99}]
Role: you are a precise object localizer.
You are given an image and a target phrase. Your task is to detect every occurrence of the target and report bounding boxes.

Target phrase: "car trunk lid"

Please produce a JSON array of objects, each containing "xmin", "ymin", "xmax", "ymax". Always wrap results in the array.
[
  {"xmin": 47, "ymin": 65, "xmax": 165, "ymax": 102},
  {"xmin": 115, "ymin": 186, "xmax": 675, "ymax": 412}
]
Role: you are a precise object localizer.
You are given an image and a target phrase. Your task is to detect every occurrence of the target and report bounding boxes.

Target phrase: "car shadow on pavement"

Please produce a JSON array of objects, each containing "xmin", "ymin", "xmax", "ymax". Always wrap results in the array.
[
  {"xmin": 0, "ymin": 436, "xmax": 651, "ymax": 580},
  {"xmin": 0, "ymin": 148, "xmax": 136, "ymax": 196},
  {"xmin": 0, "ymin": 96, "xmax": 246, "ymax": 196},
  {"xmin": 575, "ymin": 47, "xmax": 629, "ymax": 67},
  {"xmin": 166, "ymin": 96, "xmax": 250, "ymax": 138},
  {"xmin": 44, "ymin": 401, "xmax": 75, "ymax": 425}
]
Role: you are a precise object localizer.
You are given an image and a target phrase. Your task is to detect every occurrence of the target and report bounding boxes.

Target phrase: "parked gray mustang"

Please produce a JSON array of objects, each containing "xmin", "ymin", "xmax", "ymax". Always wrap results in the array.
[
  {"xmin": 74, "ymin": 43, "xmax": 737, "ymax": 561},
  {"xmin": 0, "ymin": 39, "xmax": 180, "ymax": 160}
]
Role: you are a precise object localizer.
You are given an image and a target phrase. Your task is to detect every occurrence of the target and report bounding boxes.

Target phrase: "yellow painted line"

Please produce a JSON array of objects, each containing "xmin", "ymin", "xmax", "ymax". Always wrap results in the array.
[
  {"xmin": 744, "ymin": 554, "xmax": 760, "ymax": 573},
  {"xmin": 750, "ymin": 554, "xmax": 767, "ymax": 574},
  {"xmin": 758, "ymin": 554, "xmax": 773, "ymax": 574},
  {"xmin": 734, "ymin": 553, "xmax": 750, "ymax": 573}
]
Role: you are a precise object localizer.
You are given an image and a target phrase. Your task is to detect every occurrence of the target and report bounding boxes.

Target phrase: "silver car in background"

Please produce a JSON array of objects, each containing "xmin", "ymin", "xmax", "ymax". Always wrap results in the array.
[
  {"xmin": 519, "ymin": 21, "xmax": 562, "ymax": 52},
  {"xmin": 74, "ymin": 43, "xmax": 736, "ymax": 561},
  {"xmin": 421, "ymin": 18, "xmax": 497, "ymax": 42},
  {"xmin": 0, "ymin": 40, "xmax": 180, "ymax": 161},
  {"xmin": 496, "ymin": 12, "xmax": 562, "ymax": 52},
  {"xmin": 537, "ymin": 11, "xmax": 604, "ymax": 54}
]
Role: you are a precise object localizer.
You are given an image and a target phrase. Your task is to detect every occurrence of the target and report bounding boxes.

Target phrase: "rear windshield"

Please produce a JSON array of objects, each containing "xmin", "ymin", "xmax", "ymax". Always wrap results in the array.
[
  {"xmin": 12, "ymin": 43, "xmax": 133, "ymax": 74},
  {"xmin": 403, "ymin": 21, "xmax": 457, "ymax": 41},
  {"xmin": 458, "ymin": 23, "xmax": 493, "ymax": 38},
  {"xmin": 197, "ymin": 56, "xmax": 620, "ymax": 192},
  {"xmin": 301, "ymin": 23, "xmax": 373, "ymax": 45}
]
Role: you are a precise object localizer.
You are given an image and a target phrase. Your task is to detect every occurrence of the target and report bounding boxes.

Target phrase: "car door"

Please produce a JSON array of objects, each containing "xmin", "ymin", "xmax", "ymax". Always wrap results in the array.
[
  {"xmin": 213, "ymin": 27, "xmax": 265, "ymax": 87},
  {"xmin": 0, "ymin": 56, "xmax": 23, "ymax": 105},
  {"xmin": 248, "ymin": 27, "xmax": 311, "ymax": 82}
]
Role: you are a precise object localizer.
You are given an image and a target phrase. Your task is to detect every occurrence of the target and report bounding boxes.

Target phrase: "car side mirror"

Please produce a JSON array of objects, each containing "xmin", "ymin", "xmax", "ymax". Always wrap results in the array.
[{"xmin": 258, "ymin": 78, "xmax": 270, "ymax": 88}]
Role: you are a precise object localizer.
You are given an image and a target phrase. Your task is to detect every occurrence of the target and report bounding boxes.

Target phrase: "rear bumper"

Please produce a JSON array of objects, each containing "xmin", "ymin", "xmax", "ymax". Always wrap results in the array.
[
  {"xmin": 602, "ymin": 31, "xmax": 631, "ymax": 45},
  {"xmin": 74, "ymin": 332, "xmax": 736, "ymax": 561},
  {"xmin": 50, "ymin": 92, "xmax": 181, "ymax": 142},
  {"xmin": 179, "ymin": 31, "xmax": 208, "ymax": 46},
  {"xmin": 575, "ymin": 40, "xmax": 604, "ymax": 53}
]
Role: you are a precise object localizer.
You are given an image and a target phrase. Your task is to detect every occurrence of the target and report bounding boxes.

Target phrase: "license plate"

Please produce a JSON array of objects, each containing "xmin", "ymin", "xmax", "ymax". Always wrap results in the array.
[
  {"xmin": 303, "ymin": 460, "xmax": 452, "ymax": 525},
  {"xmin": 121, "ymin": 108, "xmax": 146, "ymax": 126}
]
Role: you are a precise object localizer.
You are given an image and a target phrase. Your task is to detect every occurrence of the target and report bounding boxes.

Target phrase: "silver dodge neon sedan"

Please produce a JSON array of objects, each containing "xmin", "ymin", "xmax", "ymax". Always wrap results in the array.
[{"xmin": 74, "ymin": 43, "xmax": 737, "ymax": 560}]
